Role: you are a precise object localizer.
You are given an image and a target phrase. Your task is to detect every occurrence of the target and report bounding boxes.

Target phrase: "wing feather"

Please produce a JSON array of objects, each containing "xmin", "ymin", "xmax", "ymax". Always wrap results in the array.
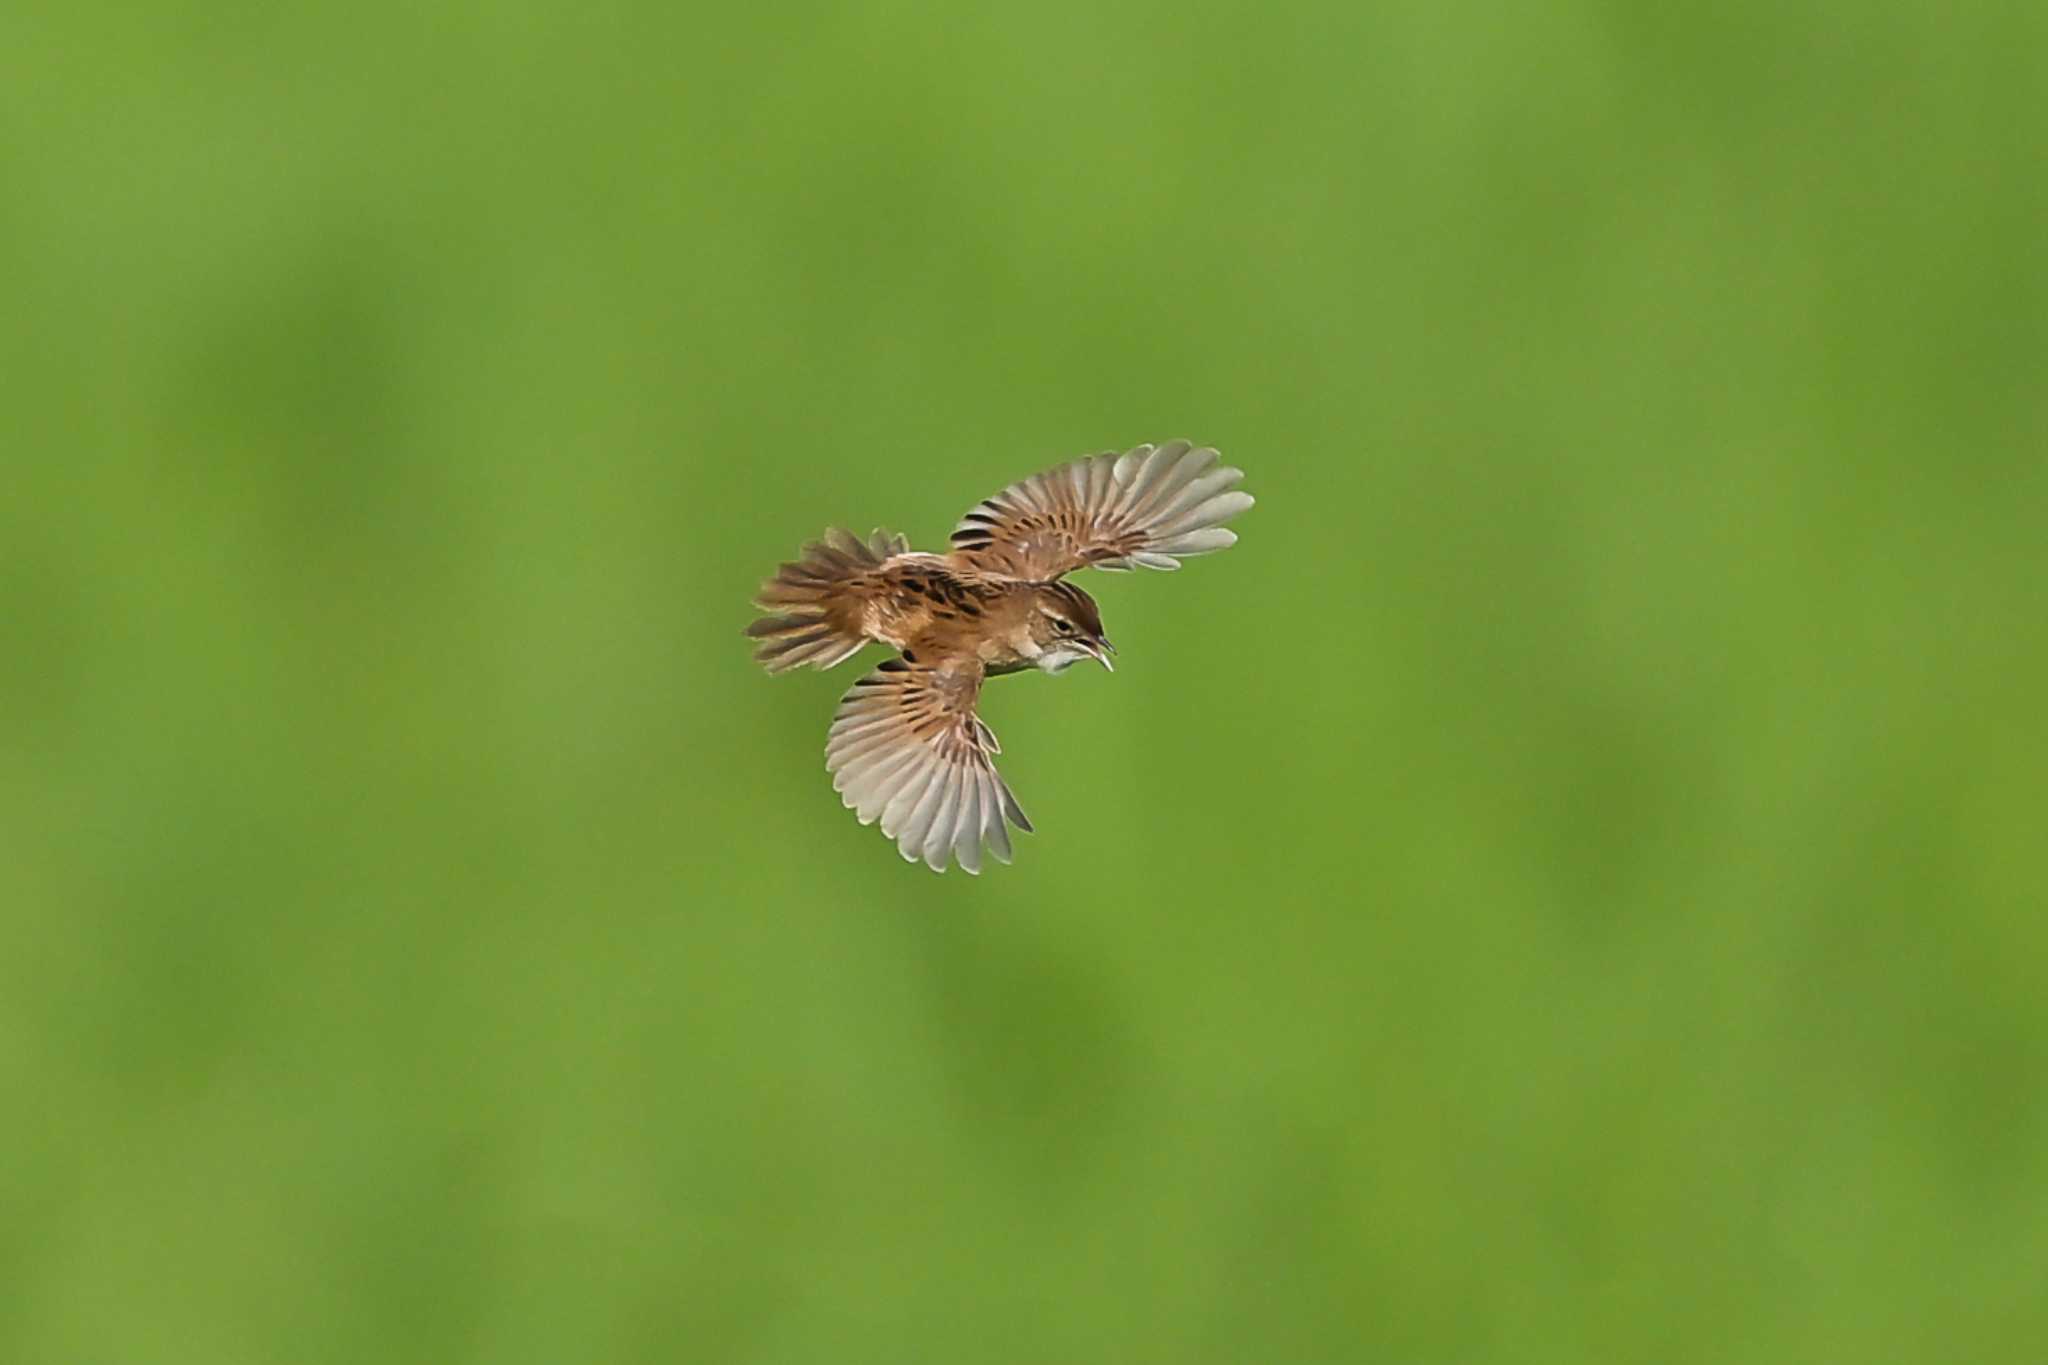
[
  {"xmin": 952, "ymin": 778, "xmax": 984, "ymax": 876},
  {"xmin": 981, "ymin": 771, "xmax": 1013, "ymax": 864},
  {"xmin": 922, "ymin": 782, "xmax": 958, "ymax": 872},
  {"xmin": 824, "ymin": 655, "xmax": 1033, "ymax": 873},
  {"xmin": 881, "ymin": 763, "xmax": 942, "ymax": 843},
  {"xmin": 898, "ymin": 772, "xmax": 948, "ymax": 861},
  {"xmin": 947, "ymin": 440, "xmax": 1253, "ymax": 580}
]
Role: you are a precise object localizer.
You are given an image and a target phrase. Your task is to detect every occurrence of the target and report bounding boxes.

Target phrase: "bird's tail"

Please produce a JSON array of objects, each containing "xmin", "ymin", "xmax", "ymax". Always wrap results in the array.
[{"xmin": 747, "ymin": 527, "xmax": 907, "ymax": 673}]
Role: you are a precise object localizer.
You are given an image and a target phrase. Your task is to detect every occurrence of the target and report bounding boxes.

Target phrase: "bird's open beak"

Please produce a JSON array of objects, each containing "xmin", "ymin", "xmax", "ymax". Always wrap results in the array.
[{"xmin": 1084, "ymin": 637, "xmax": 1116, "ymax": 672}]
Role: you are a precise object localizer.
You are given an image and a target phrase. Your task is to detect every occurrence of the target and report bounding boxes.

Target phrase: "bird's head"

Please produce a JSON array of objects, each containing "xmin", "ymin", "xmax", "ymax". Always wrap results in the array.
[{"xmin": 1027, "ymin": 580, "xmax": 1115, "ymax": 673}]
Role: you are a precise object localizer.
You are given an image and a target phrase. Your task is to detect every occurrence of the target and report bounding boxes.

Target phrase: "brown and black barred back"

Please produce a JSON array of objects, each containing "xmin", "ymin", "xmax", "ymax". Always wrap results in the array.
[
  {"xmin": 747, "ymin": 527, "xmax": 907, "ymax": 673},
  {"xmin": 887, "ymin": 561, "xmax": 998, "ymax": 621}
]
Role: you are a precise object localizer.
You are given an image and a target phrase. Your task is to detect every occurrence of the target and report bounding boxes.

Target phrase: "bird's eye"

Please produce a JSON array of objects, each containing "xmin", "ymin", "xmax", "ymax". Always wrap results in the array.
[{"xmin": 1051, "ymin": 616, "xmax": 1074, "ymax": 634}]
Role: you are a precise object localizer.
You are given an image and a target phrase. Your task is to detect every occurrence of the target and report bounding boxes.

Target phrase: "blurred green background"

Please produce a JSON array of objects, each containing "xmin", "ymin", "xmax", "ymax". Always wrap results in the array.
[{"xmin": 4, "ymin": 2, "xmax": 2044, "ymax": 1360}]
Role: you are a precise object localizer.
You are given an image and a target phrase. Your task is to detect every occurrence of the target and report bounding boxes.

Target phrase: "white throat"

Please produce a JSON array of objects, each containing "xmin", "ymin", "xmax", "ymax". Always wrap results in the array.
[{"xmin": 1034, "ymin": 642, "xmax": 1093, "ymax": 674}]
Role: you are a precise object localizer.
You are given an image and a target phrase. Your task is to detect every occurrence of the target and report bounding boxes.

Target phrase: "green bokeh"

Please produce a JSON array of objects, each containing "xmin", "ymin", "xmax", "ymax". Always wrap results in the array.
[{"xmin": 4, "ymin": 3, "xmax": 2043, "ymax": 1360}]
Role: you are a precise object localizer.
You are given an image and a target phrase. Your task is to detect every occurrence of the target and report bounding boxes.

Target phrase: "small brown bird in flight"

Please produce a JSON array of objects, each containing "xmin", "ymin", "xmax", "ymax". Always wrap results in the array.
[{"xmin": 748, "ymin": 440, "xmax": 1253, "ymax": 873}]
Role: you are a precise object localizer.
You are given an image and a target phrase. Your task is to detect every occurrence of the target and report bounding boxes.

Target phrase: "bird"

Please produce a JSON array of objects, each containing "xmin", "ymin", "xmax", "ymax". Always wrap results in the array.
[{"xmin": 747, "ymin": 440, "xmax": 1253, "ymax": 873}]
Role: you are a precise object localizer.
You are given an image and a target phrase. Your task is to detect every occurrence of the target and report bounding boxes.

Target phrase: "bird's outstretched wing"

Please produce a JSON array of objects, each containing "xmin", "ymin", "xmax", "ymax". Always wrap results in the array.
[
  {"xmin": 826, "ymin": 655, "xmax": 1032, "ymax": 874},
  {"xmin": 946, "ymin": 440, "xmax": 1253, "ymax": 580}
]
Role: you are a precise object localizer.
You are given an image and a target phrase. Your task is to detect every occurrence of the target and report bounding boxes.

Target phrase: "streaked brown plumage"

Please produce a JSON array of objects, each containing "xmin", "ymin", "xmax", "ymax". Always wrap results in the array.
[{"xmin": 747, "ymin": 440, "xmax": 1253, "ymax": 873}]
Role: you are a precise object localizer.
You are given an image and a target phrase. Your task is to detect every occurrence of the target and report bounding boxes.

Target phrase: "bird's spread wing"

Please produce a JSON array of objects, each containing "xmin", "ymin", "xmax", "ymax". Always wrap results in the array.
[
  {"xmin": 946, "ymin": 440, "xmax": 1253, "ymax": 580},
  {"xmin": 826, "ymin": 655, "xmax": 1032, "ymax": 874}
]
